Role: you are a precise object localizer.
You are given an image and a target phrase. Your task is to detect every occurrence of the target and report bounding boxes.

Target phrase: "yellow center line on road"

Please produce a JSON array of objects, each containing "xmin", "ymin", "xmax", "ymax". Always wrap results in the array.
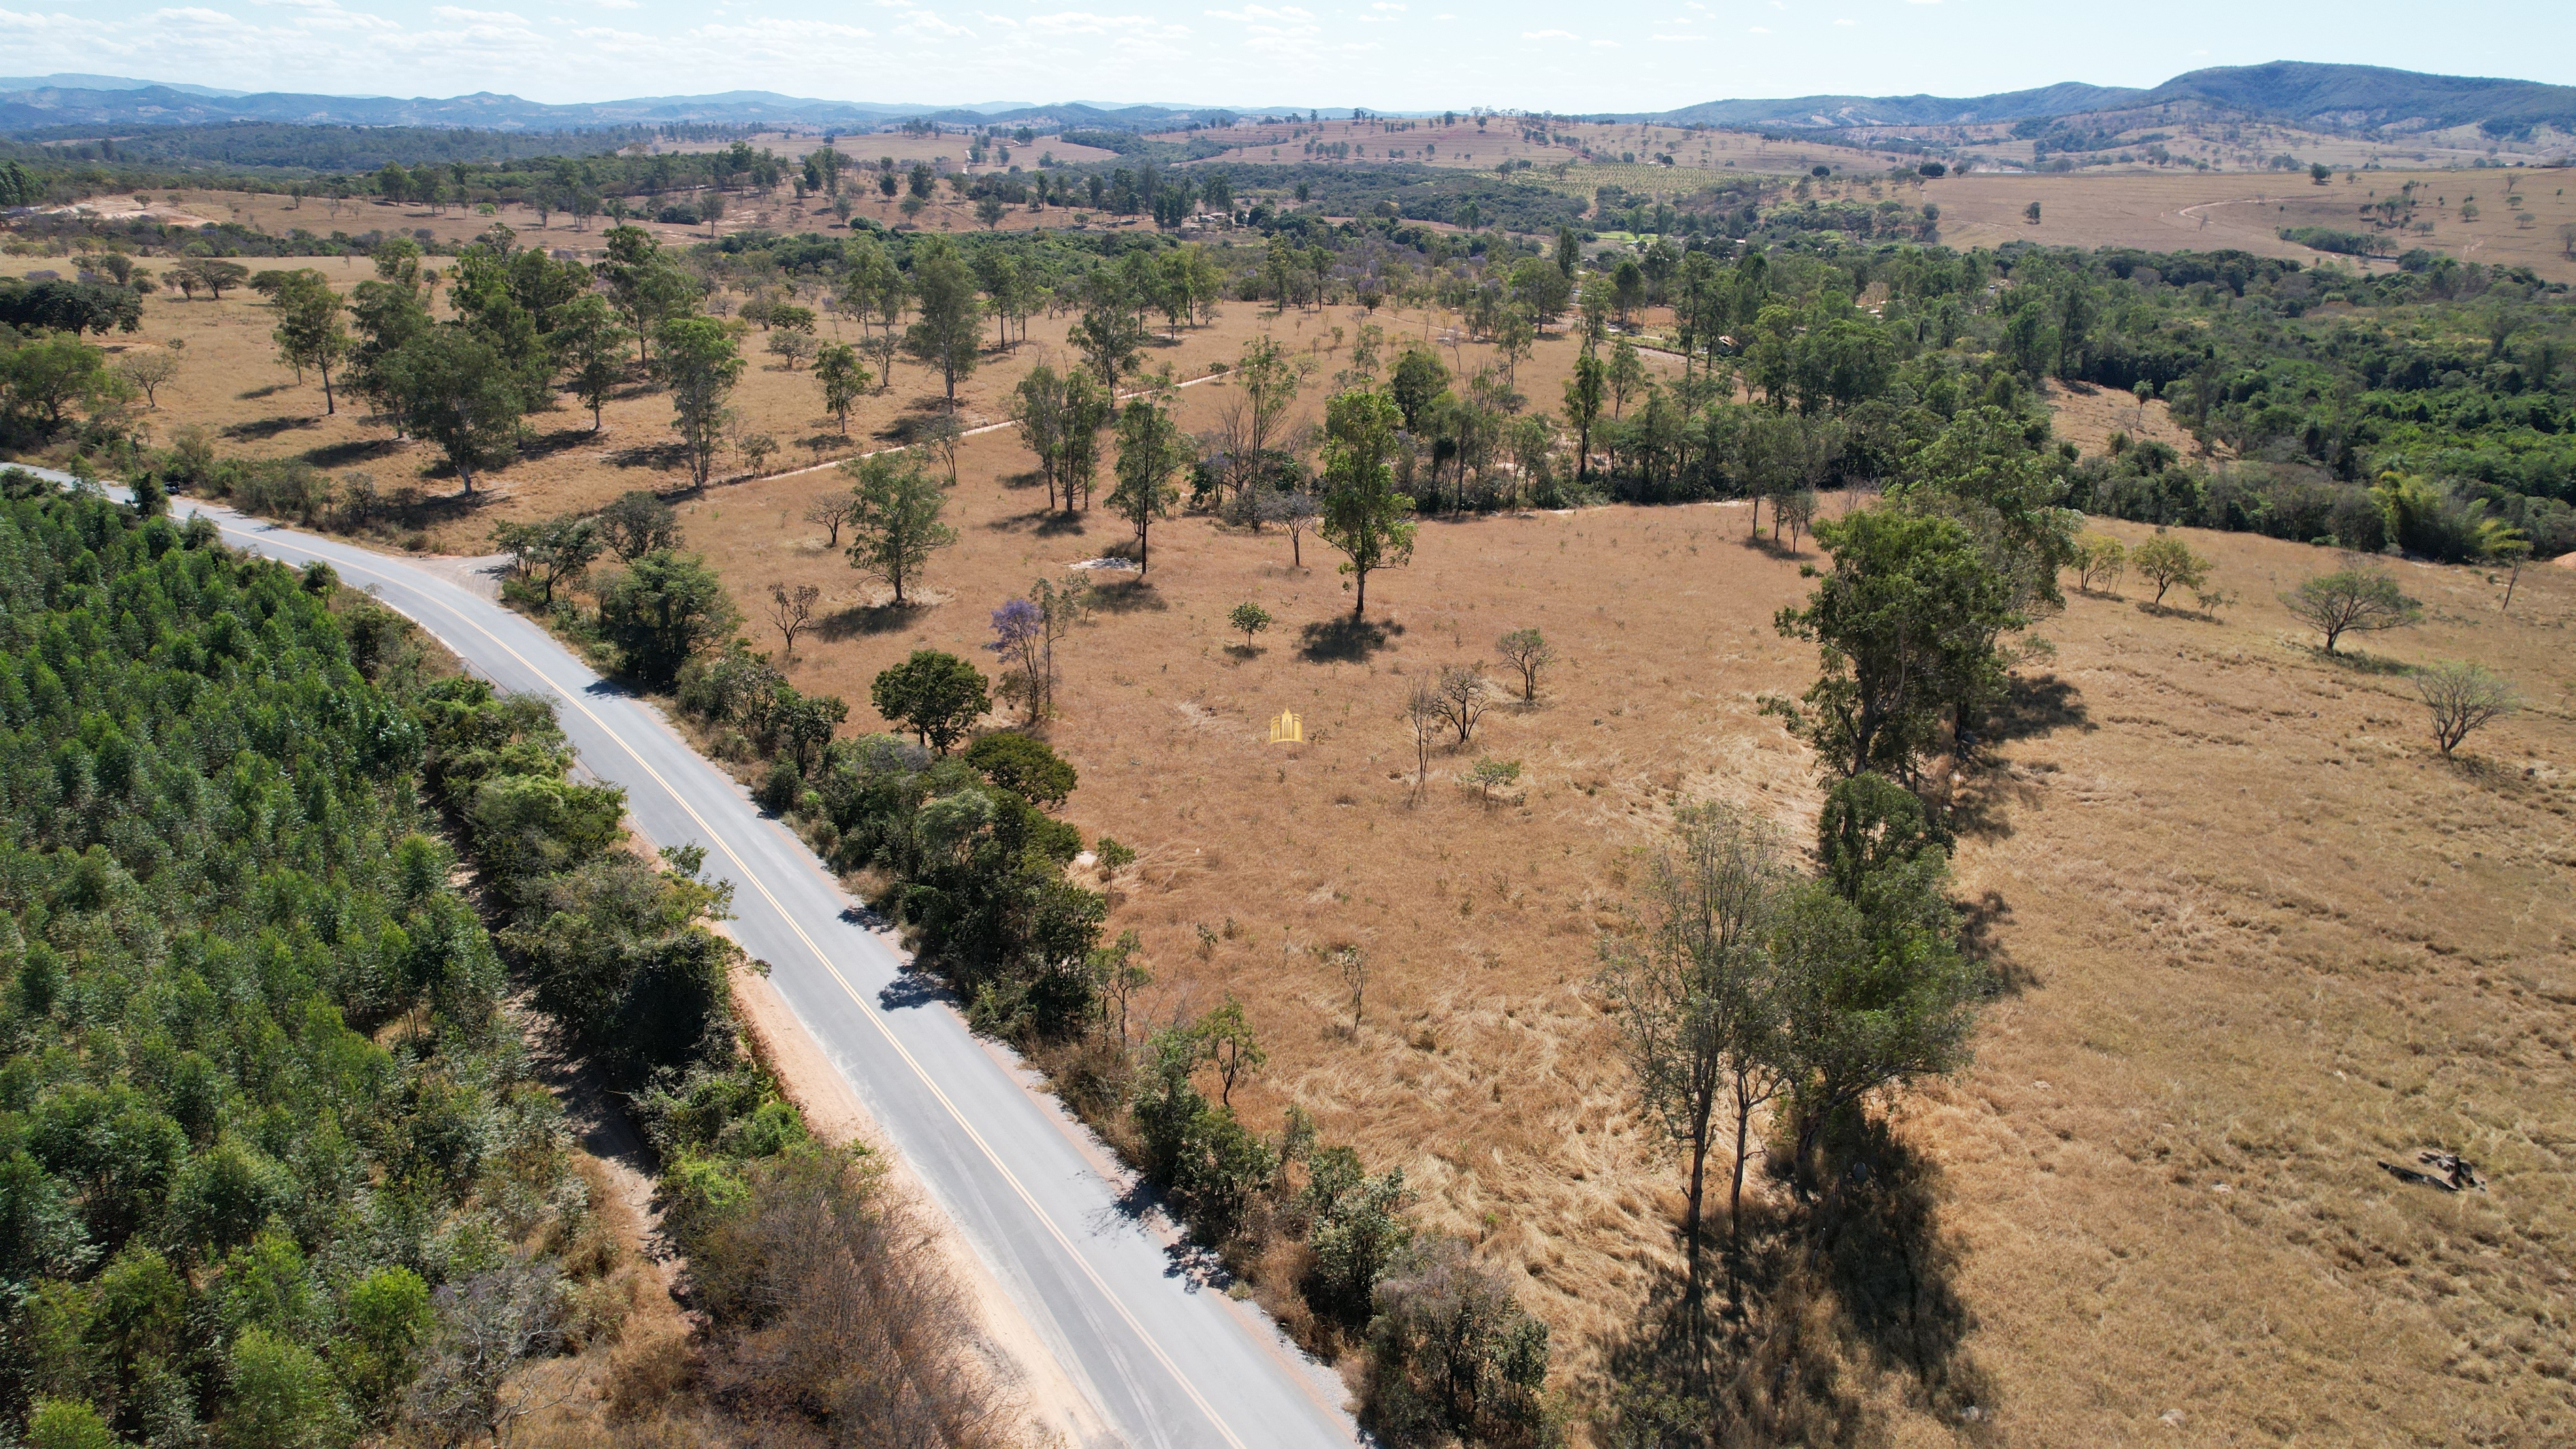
[{"xmin": 203, "ymin": 507, "xmax": 1261, "ymax": 1449}]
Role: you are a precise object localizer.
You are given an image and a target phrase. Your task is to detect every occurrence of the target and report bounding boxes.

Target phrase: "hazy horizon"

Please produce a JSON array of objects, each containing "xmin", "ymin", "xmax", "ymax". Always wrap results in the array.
[{"xmin": 4, "ymin": 1, "xmax": 2571, "ymax": 116}]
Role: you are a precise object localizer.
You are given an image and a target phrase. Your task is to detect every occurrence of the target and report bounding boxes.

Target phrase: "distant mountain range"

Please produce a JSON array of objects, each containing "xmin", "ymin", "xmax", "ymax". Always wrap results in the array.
[
  {"xmin": 0, "ymin": 62, "xmax": 2569, "ymax": 142},
  {"xmin": 0, "ymin": 76, "xmax": 1258, "ymax": 134},
  {"xmin": 1642, "ymin": 62, "xmax": 2576, "ymax": 138}
]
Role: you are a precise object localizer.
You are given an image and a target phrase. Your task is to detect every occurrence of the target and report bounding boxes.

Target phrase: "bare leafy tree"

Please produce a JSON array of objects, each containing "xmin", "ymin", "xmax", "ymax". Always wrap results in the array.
[
  {"xmin": 2281, "ymin": 567, "xmax": 2422, "ymax": 653},
  {"xmin": 1494, "ymin": 628, "xmax": 1554, "ymax": 702},
  {"xmin": 1257, "ymin": 487, "xmax": 1321, "ymax": 567},
  {"xmin": 1404, "ymin": 676, "xmax": 1441, "ymax": 803},
  {"xmin": 1214, "ymin": 335, "xmax": 1312, "ymax": 516},
  {"xmin": 405, "ymin": 1256, "xmax": 565, "ymax": 1449},
  {"xmin": 1334, "ymin": 945, "xmax": 1369, "ymax": 1032},
  {"xmin": 2414, "ymin": 660, "xmax": 2517, "ymax": 757},
  {"xmin": 767, "ymin": 581, "xmax": 821, "ymax": 659},
  {"xmin": 804, "ymin": 494, "xmax": 855, "ymax": 547},
  {"xmin": 1597, "ymin": 805, "xmax": 1789, "ymax": 1316},
  {"xmin": 1434, "ymin": 663, "xmax": 1493, "ymax": 747}
]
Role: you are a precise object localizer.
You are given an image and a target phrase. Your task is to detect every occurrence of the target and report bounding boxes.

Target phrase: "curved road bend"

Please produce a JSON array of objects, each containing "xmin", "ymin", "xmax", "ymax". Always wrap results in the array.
[{"xmin": 30, "ymin": 472, "xmax": 1357, "ymax": 1449}]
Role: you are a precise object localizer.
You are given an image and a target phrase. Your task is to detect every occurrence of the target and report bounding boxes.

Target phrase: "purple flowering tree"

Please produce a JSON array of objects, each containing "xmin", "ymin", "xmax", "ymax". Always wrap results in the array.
[{"xmin": 988, "ymin": 596, "xmax": 1046, "ymax": 723}]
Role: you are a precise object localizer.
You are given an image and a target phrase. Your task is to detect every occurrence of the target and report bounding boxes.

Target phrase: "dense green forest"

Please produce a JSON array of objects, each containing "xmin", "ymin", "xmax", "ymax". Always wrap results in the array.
[
  {"xmin": 0, "ymin": 480, "xmax": 583, "ymax": 1446},
  {"xmin": 0, "ymin": 477, "xmax": 1032, "ymax": 1447}
]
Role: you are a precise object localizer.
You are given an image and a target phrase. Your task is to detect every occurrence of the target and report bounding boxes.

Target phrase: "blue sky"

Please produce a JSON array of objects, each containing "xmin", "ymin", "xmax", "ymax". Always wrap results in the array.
[{"xmin": 5, "ymin": 0, "xmax": 2572, "ymax": 113}]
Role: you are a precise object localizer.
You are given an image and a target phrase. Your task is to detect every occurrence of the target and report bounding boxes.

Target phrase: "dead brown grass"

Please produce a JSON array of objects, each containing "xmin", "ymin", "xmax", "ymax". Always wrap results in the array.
[
  {"xmin": 1919, "ymin": 168, "xmax": 2576, "ymax": 285},
  {"xmin": 673, "ymin": 431, "xmax": 2575, "ymax": 1441}
]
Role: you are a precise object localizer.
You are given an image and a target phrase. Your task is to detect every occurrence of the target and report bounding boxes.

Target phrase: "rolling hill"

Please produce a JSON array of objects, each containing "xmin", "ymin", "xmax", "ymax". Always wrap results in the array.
[{"xmin": 1644, "ymin": 62, "xmax": 2576, "ymax": 139}]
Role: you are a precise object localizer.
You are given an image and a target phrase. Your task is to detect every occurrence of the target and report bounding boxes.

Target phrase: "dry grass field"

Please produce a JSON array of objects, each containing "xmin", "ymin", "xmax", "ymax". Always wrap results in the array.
[
  {"xmin": 673, "ymin": 388, "xmax": 2575, "ymax": 1443},
  {"xmin": 1180, "ymin": 116, "xmax": 1899, "ymax": 180},
  {"xmin": 1921, "ymin": 168, "xmax": 2576, "ymax": 284},
  {"xmin": 16, "ymin": 230, "xmax": 2575, "ymax": 1442}
]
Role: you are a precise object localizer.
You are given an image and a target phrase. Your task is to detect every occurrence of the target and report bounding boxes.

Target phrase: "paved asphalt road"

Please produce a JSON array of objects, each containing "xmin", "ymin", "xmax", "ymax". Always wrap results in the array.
[{"xmin": 28, "ymin": 472, "xmax": 1357, "ymax": 1449}]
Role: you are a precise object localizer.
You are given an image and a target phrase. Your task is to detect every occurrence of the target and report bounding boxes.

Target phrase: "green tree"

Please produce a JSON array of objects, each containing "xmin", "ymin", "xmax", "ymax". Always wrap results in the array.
[
  {"xmin": 1598, "ymin": 804, "xmax": 1789, "ymax": 1313},
  {"xmin": 843, "ymin": 451, "xmax": 955, "ymax": 606},
  {"xmin": 2282, "ymin": 567, "xmax": 2421, "ymax": 653},
  {"xmin": 904, "ymin": 238, "xmax": 983, "ymax": 406},
  {"xmin": 1069, "ymin": 298, "xmax": 1144, "ymax": 391},
  {"xmin": 1771, "ymin": 839, "xmax": 1982, "ymax": 1191},
  {"xmin": 652, "ymin": 316, "xmax": 744, "ymax": 489},
  {"xmin": 549, "ymin": 292, "xmax": 627, "ymax": 431},
  {"xmin": 1108, "ymin": 395, "xmax": 1187, "ymax": 577},
  {"xmin": 596, "ymin": 489, "xmax": 678, "ymax": 561},
  {"xmin": 218, "ymin": 1327, "xmax": 348, "ymax": 1449},
  {"xmin": 24, "ymin": 1401, "xmax": 115, "ymax": 1449},
  {"xmin": 1770, "ymin": 507, "xmax": 2016, "ymax": 786},
  {"xmin": 1228, "ymin": 601, "xmax": 1272, "ymax": 649},
  {"xmin": 3, "ymin": 333, "xmax": 113, "ymax": 430},
  {"xmin": 268, "ymin": 269, "xmax": 351, "ymax": 413},
  {"xmin": 490, "ymin": 515, "xmax": 602, "ymax": 605},
  {"xmin": 965, "ymin": 731, "xmax": 1078, "ymax": 810},
  {"xmin": 1317, "ymin": 389, "xmax": 1417, "ymax": 618},
  {"xmin": 596, "ymin": 550, "xmax": 741, "ymax": 686},
  {"xmin": 870, "ymin": 650, "xmax": 990, "ymax": 754},
  {"xmin": 1561, "ymin": 351, "xmax": 1605, "ymax": 486},
  {"xmin": 1011, "ymin": 362, "xmax": 1074, "ymax": 510},
  {"xmin": 813, "ymin": 341, "xmax": 869, "ymax": 435},
  {"xmin": 378, "ymin": 327, "xmax": 523, "ymax": 493},
  {"xmin": 2129, "ymin": 532, "xmax": 2211, "ymax": 606},
  {"xmin": 1388, "ymin": 346, "xmax": 1447, "ymax": 431},
  {"xmin": 339, "ymin": 1266, "xmax": 434, "ymax": 1422},
  {"xmin": 597, "ymin": 225, "xmax": 698, "ymax": 364}
]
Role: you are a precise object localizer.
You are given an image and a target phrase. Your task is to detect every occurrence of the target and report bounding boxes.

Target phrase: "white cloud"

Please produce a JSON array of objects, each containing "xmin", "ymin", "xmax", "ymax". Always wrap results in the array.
[
  {"xmin": 1834, "ymin": 16, "xmax": 1855, "ymax": 24},
  {"xmin": 1588, "ymin": 38, "xmax": 1616, "ymax": 47},
  {"xmin": 431, "ymin": 6, "xmax": 531, "ymax": 23},
  {"xmin": 1521, "ymin": 28, "xmax": 1578, "ymax": 40},
  {"xmin": 1650, "ymin": 32, "xmax": 1705, "ymax": 41},
  {"xmin": 1748, "ymin": 24, "xmax": 1771, "ymax": 34}
]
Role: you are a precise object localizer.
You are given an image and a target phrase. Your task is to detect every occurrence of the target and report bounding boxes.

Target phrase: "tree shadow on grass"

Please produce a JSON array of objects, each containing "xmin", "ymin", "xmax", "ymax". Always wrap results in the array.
[
  {"xmin": 1088, "ymin": 578, "xmax": 1167, "ymax": 614},
  {"xmin": 606, "ymin": 439, "xmax": 688, "ymax": 472},
  {"xmin": 221, "ymin": 415, "xmax": 321, "ymax": 442},
  {"xmin": 1298, "ymin": 615, "xmax": 1401, "ymax": 663},
  {"xmin": 1984, "ymin": 672, "xmax": 2091, "ymax": 745},
  {"xmin": 2315, "ymin": 646, "xmax": 2417, "ymax": 676},
  {"xmin": 517, "ymin": 424, "xmax": 603, "ymax": 459},
  {"xmin": 814, "ymin": 601, "xmax": 920, "ymax": 641},
  {"xmin": 1599, "ymin": 1116, "xmax": 1995, "ymax": 1449},
  {"xmin": 1959, "ymin": 888, "xmax": 2038, "ymax": 996},
  {"xmin": 300, "ymin": 437, "xmax": 406, "ymax": 469}
]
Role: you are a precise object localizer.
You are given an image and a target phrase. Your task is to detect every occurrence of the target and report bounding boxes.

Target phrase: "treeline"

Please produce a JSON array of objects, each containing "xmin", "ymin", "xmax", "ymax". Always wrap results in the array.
[
  {"xmin": 2, "ymin": 122, "xmax": 665, "ymax": 175},
  {"xmin": 1491, "ymin": 238, "xmax": 2570, "ymax": 560}
]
